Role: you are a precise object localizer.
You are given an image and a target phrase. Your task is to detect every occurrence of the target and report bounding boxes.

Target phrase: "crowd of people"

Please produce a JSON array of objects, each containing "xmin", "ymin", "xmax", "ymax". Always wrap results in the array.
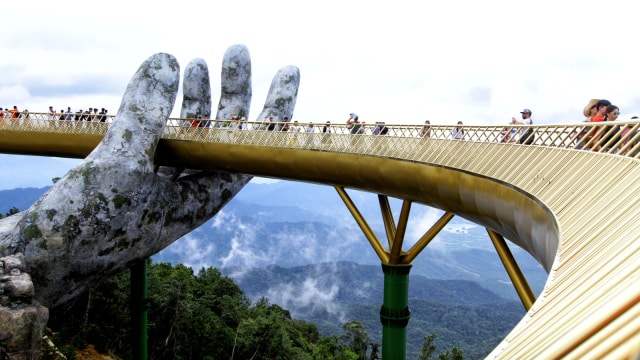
[
  {"xmin": 574, "ymin": 99, "xmax": 638, "ymax": 153},
  {"xmin": 0, "ymin": 105, "xmax": 110, "ymax": 122},
  {"xmin": 0, "ymin": 106, "xmax": 29, "ymax": 119},
  {"xmin": 2, "ymin": 105, "xmax": 637, "ymax": 153}
]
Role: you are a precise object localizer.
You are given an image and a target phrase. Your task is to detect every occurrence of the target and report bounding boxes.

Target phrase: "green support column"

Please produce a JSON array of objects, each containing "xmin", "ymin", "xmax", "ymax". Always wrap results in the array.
[
  {"xmin": 380, "ymin": 263, "xmax": 412, "ymax": 360},
  {"xmin": 131, "ymin": 259, "xmax": 148, "ymax": 360}
]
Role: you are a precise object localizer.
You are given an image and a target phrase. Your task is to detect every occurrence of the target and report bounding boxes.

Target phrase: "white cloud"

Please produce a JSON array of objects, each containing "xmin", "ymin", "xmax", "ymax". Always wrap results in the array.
[
  {"xmin": 160, "ymin": 234, "xmax": 218, "ymax": 272},
  {"xmin": 265, "ymin": 277, "xmax": 345, "ymax": 320},
  {"xmin": 2, "ymin": 0, "xmax": 639, "ymax": 127}
]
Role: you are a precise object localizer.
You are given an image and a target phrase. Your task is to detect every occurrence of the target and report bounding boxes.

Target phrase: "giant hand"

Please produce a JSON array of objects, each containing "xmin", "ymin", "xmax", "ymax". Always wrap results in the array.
[{"xmin": 0, "ymin": 44, "xmax": 300, "ymax": 309}]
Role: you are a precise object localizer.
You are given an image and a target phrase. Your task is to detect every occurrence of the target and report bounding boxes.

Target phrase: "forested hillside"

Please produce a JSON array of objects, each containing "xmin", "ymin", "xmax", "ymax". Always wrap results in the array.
[
  {"xmin": 46, "ymin": 261, "xmax": 475, "ymax": 359},
  {"xmin": 223, "ymin": 262, "xmax": 525, "ymax": 359}
]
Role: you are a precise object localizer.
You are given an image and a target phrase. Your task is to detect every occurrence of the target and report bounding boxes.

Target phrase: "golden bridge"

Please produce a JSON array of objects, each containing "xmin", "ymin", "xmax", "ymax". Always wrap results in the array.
[{"xmin": 1, "ymin": 114, "xmax": 639, "ymax": 359}]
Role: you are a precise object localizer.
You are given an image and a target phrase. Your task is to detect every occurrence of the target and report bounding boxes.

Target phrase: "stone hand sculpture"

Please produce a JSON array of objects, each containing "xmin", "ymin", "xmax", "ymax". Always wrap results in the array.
[{"xmin": 0, "ymin": 44, "xmax": 300, "ymax": 357}]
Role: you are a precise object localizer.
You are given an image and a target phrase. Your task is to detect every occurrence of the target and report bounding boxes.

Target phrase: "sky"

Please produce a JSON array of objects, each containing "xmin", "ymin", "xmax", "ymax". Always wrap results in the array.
[{"xmin": 2, "ymin": 0, "xmax": 640, "ymax": 189}]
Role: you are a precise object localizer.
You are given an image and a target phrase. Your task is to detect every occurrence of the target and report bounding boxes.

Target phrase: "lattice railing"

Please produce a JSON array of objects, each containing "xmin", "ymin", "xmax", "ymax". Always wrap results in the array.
[{"xmin": 2, "ymin": 112, "xmax": 640, "ymax": 159}]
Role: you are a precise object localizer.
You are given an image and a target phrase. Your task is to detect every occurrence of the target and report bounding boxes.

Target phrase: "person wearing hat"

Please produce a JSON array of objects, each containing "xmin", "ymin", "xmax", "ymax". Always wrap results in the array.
[
  {"xmin": 347, "ymin": 112, "xmax": 361, "ymax": 135},
  {"xmin": 573, "ymin": 99, "xmax": 600, "ymax": 149},
  {"xmin": 583, "ymin": 99, "xmax": 599, "ymax": 122},
  {"xmin": 587, "ymin": 99, "xmax": 613, "ymax": 151},
  {"xmin": 512, "ymin": 108, "xmax": 535, "ymax": 144}
]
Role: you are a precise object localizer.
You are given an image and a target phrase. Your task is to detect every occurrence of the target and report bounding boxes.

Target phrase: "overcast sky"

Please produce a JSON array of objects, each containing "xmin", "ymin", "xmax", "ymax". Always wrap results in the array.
[{"xmin": 2, "ymin": 0, "xmax": 639, "ymax": 189}]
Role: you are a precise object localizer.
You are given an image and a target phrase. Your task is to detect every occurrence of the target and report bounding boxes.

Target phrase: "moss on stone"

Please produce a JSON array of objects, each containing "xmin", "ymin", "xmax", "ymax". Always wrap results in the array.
[
  {"xmin": 113, "ymin": 228, "xmax": 126, "ymax": 238},
  {"xmin": 117, "ymin": 238, "xmax": 130, "ymax": 250},
  {"xmin": 275, "ymin": 96, "xmax": 293, "ymax": 107},
  {"xmin": 128, "ymin": 103, "xmax": 142, "ymax": 114},
  {"xmin": 143, "ymin": 209, "xmax": 163, "ymax": 224},
  {"xmin": 166, "ymin": 208, "xmax": 193, "ymax": 225},
  {"xmin": 67, "ymin": 166, "xmax": 94, "ymax": 186},
  {"xmin": 62, "ymin": 215, "xmax": 81, "ymax": 242},
  {"xmin": 113, "ymin": 196, "xmax": 132, "ymax": 209},
  {"xmin": 123, "ymin": 129, "xmax": 133, "ymax": 143},
  {"xmin": 24, "ymin": 224, "xmax": 42, "ymax": 241},
  {"xmin": 221, "ymin": 188, "xmax": 233, "ymax": 203},
  {"xmin": 46, "ymin": 209, "xmax": 57, "ymax": 221},
  {"xmin": 129, "ymin": 236, "xmax": 143, "ymax": 247},
  {"xmin": 98, "ymin": 245, "xmax": 116, "ymax": 257},
  {"xmin": 283, "ymin": 74, "xmax": 297, "ymax": 84},
  {"xmin": 80, "ymin": 205, "xmax": 93, "ymax": 219}
]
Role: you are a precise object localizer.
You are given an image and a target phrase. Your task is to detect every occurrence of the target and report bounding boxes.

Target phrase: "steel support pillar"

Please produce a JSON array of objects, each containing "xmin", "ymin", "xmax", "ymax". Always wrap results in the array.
[{"xmin": 380, "ymin": 263, "xmax": 412, "ymax": 360}]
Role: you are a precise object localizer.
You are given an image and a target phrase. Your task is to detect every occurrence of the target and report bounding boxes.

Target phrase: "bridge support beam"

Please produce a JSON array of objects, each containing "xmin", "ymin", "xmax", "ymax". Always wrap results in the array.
[
  {"xmin": 380, "ymin": 263, "xmax": 412, "ymax": 360},
  {"xmin": 130, "ymin": 259, "xmax": 148, "ymax": 360},
  {"xmin": 486, "ymin": 229, "xmax": 536, "ymax": 310}
]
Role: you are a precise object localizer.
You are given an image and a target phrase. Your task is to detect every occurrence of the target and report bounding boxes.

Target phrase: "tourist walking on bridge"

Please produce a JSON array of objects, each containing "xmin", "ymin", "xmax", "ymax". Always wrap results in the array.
[
  {"xmin": 512, "ymin": 108, "xmax": 535, "ymax": 145},
  {"xmin": 452, "ymin": 121, "xmax": 465, "ymax": 140}
]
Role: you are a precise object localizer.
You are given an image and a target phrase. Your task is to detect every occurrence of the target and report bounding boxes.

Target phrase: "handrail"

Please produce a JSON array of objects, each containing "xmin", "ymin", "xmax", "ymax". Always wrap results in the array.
[
  {"xmin": 2, "ymin": 111, "xmax": 640, "ymax": 159},
  {"xmin": 1, "ymin": 111, "xmax": 639, "ymax": 359}
]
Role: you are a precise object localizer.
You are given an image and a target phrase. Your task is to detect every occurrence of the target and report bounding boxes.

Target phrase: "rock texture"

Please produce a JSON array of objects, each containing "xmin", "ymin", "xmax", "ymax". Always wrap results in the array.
[
  {"xmin": 0, "ymin": 254, "xmax": 48, "ymax": 360},
  {"xmin": 0, "ymin": 44, "xmax": 300, "ymax": 357}
]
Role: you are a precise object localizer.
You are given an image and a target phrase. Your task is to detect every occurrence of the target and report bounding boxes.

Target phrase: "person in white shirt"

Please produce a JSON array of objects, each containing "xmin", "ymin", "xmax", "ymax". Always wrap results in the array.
[{"xmin": 512, "ymin": 108, "xmax": 534, "ymax": 144}]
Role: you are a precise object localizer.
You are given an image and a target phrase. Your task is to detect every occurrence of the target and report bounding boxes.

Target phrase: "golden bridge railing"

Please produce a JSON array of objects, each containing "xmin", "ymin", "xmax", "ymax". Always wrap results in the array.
[
  {"xmin": 2, "ymin": 111, "xmax": 640, "ymax": 359},
  {"xmin": 2, "ymin": 112, "xmax": 640, "ymax": 159}
]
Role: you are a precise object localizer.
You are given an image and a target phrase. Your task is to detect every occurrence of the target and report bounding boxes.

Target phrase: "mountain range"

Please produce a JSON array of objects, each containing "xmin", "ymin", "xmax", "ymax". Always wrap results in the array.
[
  {"xmin": 0, "ymin": 180, "xmax": 549, "ymax": 358},
  {"xmin": 0, "ymin": 181, "xmax": 548, "ymax": 301}
]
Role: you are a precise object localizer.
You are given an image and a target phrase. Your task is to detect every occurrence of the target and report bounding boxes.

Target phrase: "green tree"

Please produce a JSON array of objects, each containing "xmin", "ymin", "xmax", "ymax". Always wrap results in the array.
[
  {"xmin": 420, "ymin": 333, "xmax": 437, "ymax": 360},
  {"xmin": 438, "ymin": 347, "xmax": 464, "ymax": 360},
  {"xmin": 46, "ymin": 262, "xmax": 378, "ymax": 359},
  {"xmin": 420, "ymin": 333, "xmax": 464, "ymax": 360},
  {"xmin": 341, "ymin": 320, "xmax": 369, "ymax": 360}
]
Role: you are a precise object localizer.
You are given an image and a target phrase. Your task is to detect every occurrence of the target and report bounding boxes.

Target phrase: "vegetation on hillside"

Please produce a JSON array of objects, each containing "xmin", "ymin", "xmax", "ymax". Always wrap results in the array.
[{"xmin": 45, "ymin": 261, "xmax": 463, "ymax": 359}]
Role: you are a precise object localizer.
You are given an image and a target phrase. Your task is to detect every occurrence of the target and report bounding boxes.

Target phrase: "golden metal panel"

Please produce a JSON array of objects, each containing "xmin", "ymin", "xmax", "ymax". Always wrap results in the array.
[{"xmin": 1, "ymin": 113, "xmax": 639, "ymax": 359}]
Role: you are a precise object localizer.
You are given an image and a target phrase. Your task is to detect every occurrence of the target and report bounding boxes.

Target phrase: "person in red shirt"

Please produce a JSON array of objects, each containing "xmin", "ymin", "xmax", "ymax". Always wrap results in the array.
[
  {"xmin": 591, "ymin": 99, "xmax": 611, "ymax": 123},
  {"xmin": 590, "ymin": 99, "xmax": 612, "ymax": 150},
  {"xmin": 9, "ymin": 105, "xmax": 19, "ymax": 119}
]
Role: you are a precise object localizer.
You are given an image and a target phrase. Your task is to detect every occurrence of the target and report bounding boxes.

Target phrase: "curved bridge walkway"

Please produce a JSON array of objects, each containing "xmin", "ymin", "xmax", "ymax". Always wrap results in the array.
[{"xmin": 1, "ymin": 114, "xmax": 639, "ymax": 359}]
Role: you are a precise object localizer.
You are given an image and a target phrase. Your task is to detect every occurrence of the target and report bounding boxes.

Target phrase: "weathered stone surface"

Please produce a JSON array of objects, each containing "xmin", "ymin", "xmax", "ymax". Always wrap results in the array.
[
  {"xmin": 1, "ymin": 253, "xmax": 26, "ymax": 274},
  {"xmin": 181, "ymin": 58, "xmax": 212, "ymax": 119},
  {"xmin": 0, "ymin": 254, "xmax": 48, "ymax": 360},
  {"xmin": 0, "ymin": 45, "xmax": 300, "ymax": 356},
  {"xmin": 3, "ymin": 273, "xmax": 35, "ymax": 298},
  {"xmin": 217, "ymin": 45, "xmax": 253, "ymax": 121},
  {"xmin": 0, "ymin": 304, "xmax": 48, "ymax": 353},
  {"xmin": 255, "ymin": 65, "xmax": 300, "ymax": 122}
]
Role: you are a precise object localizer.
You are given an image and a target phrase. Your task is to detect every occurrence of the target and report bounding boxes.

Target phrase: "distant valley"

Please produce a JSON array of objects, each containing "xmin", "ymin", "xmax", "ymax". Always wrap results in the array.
[
  {"xmin": 0, "ymin": 181, "xmax": 548, "ymax": 301},
  {"xmin": 1, "ymin": 181, "xmax": 549, "ymax": 358}
]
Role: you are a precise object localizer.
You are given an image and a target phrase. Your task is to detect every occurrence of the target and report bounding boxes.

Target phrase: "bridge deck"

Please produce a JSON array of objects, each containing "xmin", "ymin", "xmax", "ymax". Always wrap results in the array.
[{"xmin": 1, "ymin": 115, "xmax": 639, "ymax": 359}]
